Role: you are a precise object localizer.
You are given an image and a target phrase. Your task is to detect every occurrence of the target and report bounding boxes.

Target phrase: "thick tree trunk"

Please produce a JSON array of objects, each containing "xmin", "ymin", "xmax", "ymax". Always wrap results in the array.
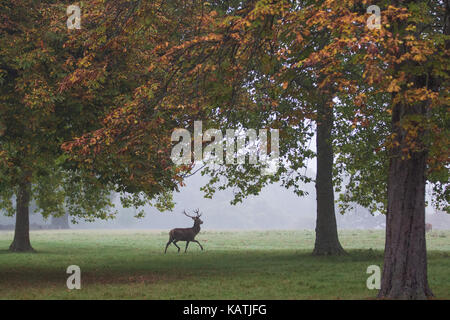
[
  {"xmin": 313, "ymin": 102, "xmax": 346, "ymax": 256},
  {"xmin": 51, "ymin": 212, "xmax": 70, "ymax": 229},
  {"xmin": 378, "ymin": 100, "xmax": 433, "ymax": 299},
  {"xmin": 9, "ymin": 178, "xmax": 34, "ymax": 252},
  {"xmin": 377, "ymin": 0, "xmax": 447, "ymax": 299}
]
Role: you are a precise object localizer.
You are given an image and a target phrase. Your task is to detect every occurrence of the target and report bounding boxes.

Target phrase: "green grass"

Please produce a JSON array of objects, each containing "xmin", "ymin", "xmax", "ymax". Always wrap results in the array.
[{"xmin": 0, "ymin": 229, "xmax": 449, "ymax": 299}]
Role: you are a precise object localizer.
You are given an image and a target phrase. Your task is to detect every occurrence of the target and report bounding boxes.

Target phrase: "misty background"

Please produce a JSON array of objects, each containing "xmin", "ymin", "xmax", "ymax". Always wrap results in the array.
[{"xmin": 1, "ymin": 167, "xmax": 449, "ymax": 230}]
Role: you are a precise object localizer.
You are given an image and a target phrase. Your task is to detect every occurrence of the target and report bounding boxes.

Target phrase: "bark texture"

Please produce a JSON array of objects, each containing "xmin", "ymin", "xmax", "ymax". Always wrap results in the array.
[
  {"xmin": 313, "ymin": 102, "xmax": 346, "ymax": 256},
  {"xmin": 9, "ymin": 178, "xmax": 34, "ymax": 252},
  {"xmin": 378, "ymin": 97, "xmax": 433, "ymax": 299}
]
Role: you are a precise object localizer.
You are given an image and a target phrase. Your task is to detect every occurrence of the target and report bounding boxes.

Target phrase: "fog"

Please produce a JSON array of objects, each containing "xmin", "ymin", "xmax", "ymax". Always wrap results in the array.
[
  {"xmin": 2, "ymin": 127, "xmax": 447, "ymax": 231},
  {"xmin": 2, "ymin": 168, "xmax": 449, "ymax": 230},
  {"xmin": 69, "ymin": 171, "xmax": 319, "ymax": 230}
]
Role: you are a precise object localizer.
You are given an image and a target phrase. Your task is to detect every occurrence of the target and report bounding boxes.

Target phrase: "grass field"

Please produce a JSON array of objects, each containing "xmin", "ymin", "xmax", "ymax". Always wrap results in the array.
[{"xmin": 0, "ymin": 229, "xmax": 449, "ymax": 299}]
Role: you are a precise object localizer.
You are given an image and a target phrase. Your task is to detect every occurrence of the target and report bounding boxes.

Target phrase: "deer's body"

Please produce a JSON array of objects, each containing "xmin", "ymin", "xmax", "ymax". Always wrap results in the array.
[
  {"xmin": 425, "ymin": 223, "xmax": 432, "ymax": 233},
  {"xmin": 165, "ymin": 209, "xmax": 204, "ymax": 253}
]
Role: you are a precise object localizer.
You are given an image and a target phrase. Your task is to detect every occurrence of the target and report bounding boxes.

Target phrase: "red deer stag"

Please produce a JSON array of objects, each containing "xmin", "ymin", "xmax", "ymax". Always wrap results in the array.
[
  {"xmin": 164, "ymin": 209, "xmax": 204, "ymax": 253},
  {"xmin": 425, "ymin": 223, "xmax": 432, "ymax": 233}
]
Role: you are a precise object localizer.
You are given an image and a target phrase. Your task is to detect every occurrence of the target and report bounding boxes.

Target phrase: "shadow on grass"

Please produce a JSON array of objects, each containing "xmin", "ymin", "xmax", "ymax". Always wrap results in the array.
[
  {"xmin": 0, "ymin": 269, "xmax": 192, "ymax": 288},
  {"xmin": 0, "ymin": 249, "xmax": 386, "ymax": 289},
  {"xmin": 0, "ymin": 248, "xmax": 61, "ymax": 255}
]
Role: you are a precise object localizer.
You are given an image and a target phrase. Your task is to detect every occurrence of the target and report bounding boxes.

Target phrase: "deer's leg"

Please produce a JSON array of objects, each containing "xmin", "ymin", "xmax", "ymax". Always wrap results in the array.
[
  {"xmin": 173, "ymin": 240, "xmax": 181, "ymax": 253},
  {"xmin": 192, "ymin": 240, "xmax": 203, "ymax": 251},
  {"xmin": 185, "ymin": 241, "xmax": 190, "ymax": 253},
  {"xmin": 164, "ymin": 239, "xmax": 172, "ymax": 253}
]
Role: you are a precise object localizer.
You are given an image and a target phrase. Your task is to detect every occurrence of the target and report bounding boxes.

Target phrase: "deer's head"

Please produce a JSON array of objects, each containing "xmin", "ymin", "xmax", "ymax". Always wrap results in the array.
[{"xmin": 183, "ymin": 209, "xmax": 203, "ymax": 225}]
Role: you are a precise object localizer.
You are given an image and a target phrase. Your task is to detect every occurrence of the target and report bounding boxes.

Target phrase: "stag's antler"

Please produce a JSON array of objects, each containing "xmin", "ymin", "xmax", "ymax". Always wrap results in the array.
[
  {"xmin": 182, "ymin": 210, "xmax": 195, "ymax": 219},
  {"xmin": 193, "ymin": 209, "xmax": 202, "ymax": 217}
]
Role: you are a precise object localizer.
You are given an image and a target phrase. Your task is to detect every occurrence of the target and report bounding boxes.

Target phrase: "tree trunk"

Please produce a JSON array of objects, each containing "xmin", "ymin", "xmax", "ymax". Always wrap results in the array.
[
  {"xmin": 51, "ymin": 212, "xmax": 70, "ymax": 229},
  {"xmin": 313, "ymin": 102, "xmax": 346, "ymax": 255},
  {"xmin": 378, "ymin": 99, "xmax": 433, "ymax": 299},
  {"xmin": 376, "ymin": 0, "xmax": 445, "ymax": 295},
  {"xmin": 9, "ymin": 178, "xmax": 34, "ymax": 252}
]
